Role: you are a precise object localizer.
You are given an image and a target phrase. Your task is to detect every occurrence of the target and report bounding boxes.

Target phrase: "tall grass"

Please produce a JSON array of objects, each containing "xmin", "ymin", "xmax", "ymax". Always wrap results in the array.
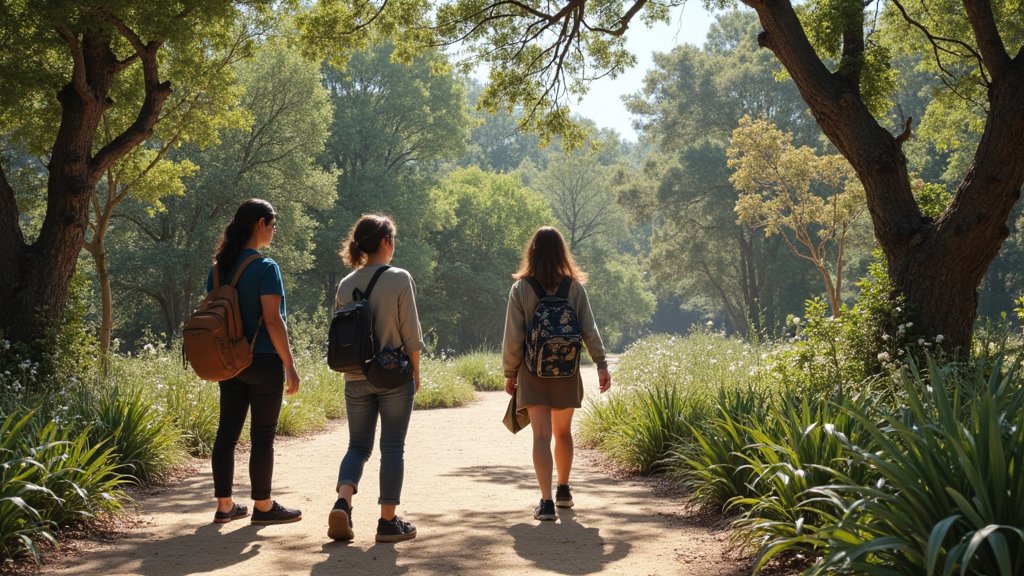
[
  {"xmin": 452, "ymin": 350, "xmax": 504, "ymax": 391},
  {"xmin": 580, "ymin": 332, "xmax": 763, "ymax": 473},
  {"xmin": 417, "ymin": 356, "xmax": 475, "ymax": 408}
]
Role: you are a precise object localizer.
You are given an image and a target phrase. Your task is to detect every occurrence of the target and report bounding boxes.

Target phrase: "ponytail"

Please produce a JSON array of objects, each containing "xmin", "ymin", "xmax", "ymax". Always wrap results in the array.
[
  {"xmin": 214, "ymin": 198, "xmax": 276, "ymax": 272},
  {"xmin": 340, "ymin": 214, "xmax": 396, "ymax": 269}
]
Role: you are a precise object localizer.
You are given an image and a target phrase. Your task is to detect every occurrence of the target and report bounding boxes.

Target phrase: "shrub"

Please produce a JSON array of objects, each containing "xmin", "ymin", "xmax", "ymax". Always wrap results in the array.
[
  {"xmin": 0, "ymin": 411, "xmax": 126, "ymax": 565},
  {"xmin": 808, "ymin": 357, "xmax": 1024, "ymax": 575},
  {"xmin": 84, "ymin": 385, "xmax": 186, "ymax": 484}
]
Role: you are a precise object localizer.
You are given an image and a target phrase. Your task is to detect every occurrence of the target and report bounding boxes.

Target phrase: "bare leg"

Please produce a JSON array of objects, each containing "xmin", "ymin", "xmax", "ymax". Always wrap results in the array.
[
  {"xmin": 527, "ymin": 405, "xmax": 554, "ymax": 500},
  {"xmin": 552, "ymin": 408, "xmax": 574, "ymax": 485}
]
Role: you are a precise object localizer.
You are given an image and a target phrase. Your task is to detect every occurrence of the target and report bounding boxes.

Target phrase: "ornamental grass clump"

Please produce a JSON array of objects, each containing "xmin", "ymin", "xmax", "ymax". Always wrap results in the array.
[
  {"xmin": 453, "ymin": 350, "xmax": 504, "ymax": 391},
  {"xmin": 807, "ymin": 356, "xmax": 1024, "ymax": 576},
  {"xmin": 580, "ymin": 332, "xmax": 762, "ymax": 474},
  {"xmin": 0, "ymin": 411, "xmax": 126, "ymax": 565}
]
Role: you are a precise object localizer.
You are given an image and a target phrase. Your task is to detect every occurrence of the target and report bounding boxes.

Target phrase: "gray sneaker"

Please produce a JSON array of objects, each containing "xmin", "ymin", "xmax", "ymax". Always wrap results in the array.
[
  {"xmin": 376, "ymin": 515, "xmax": 416, "ymax": 543},
  {"xmin": 328, "ymin": 498, "xmax": 354, "ymax": 541},
  {"xmin": 555, "ymin": 484, "xmax": 574, "ymax": 508},
  {"xmin": 533, "ymin": 499, "xmax": 556, "ymax": 521}
]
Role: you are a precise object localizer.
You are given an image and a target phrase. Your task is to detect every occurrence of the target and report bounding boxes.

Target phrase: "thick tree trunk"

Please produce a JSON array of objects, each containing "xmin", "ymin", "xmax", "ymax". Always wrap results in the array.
[
  {"xmin": 0, "ymin": 21, "xmax": 170, "ymax": 350},
  {"xmin": 0, "ymin": 81, "xmax": 105, "ymax": 344},
  {"xmin": 743, "ymin": 0, "xmax": 1024, "ymax": 353}
]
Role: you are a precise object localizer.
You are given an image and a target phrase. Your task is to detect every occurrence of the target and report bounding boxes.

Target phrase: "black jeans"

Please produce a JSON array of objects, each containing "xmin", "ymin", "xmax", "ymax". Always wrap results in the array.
[{"xmin": 211, "ymin": 354, "xmax": 284, "ymax": 500}]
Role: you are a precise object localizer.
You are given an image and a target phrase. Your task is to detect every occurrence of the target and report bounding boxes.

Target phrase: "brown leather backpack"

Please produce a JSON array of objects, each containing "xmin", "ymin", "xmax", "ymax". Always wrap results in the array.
[{"xmin": 182, "ymin": 253, "xmax": 263, "ymax": 381}]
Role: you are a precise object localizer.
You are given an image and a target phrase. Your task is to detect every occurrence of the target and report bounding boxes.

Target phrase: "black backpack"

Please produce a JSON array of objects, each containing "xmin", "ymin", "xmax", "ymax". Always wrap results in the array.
[
  {"xmin": 524, "ymin": 277, "xmax": 582, "ymax": 378},
  {"xmin": 327, "ymin": 266, "xmax": 389, "ymax": 373}
]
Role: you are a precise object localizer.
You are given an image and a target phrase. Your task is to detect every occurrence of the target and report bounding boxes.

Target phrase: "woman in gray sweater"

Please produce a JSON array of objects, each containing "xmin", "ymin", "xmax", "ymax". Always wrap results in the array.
[
  {"xmin": 502, "ymin": 226, "xmax": 612, "ymax": 521},
  {"xmin": 328, "ymin": 214, "xmax": 424, "ymax": 543}
]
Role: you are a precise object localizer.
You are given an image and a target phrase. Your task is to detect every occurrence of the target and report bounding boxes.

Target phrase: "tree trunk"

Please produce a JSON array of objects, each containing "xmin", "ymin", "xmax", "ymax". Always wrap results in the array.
[
  {"xmin": 744, "ymin": 0, "xmax": 1024, "ymax": 353},
  {"xmin": 0, "ymin": 81, "xmax": 105, "ymax": 344},
  {"xmin": 0, "ymin": 23, "xmax": 170, "ymax": 350}
]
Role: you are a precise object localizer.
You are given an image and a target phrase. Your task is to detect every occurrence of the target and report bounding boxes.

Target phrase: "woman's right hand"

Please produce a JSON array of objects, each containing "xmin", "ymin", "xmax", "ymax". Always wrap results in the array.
[
  {"xmin": 285, "ymin": 365, "xmax": 300, "ymax": 395},
  {"xmin": 505, "ymin": 377, "xmax": 517, "ymax": 396}
]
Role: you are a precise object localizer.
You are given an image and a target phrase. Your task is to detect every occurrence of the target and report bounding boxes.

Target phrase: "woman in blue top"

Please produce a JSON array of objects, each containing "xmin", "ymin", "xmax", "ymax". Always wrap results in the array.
[{"xmin": 207, "ymin": 199, "xmax": 302, "ymax": 525}]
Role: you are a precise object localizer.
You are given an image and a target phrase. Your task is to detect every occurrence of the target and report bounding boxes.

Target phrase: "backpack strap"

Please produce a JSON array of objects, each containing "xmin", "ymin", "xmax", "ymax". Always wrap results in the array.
[
  {"xmin": 353, "ymin": 265, "xmax": 390, "ymax": 301},
  {"xmin": 555, "ymin": 278, "xmax": 572, "ymax": 299},
  {"xmin": 525, "ymin": 277, "xmax": 571, "ymax": 299},
  {"xmin": 211, "ymin": 253, "xmax": 263, "ymax": 289},
  {"xmin": 229, "ymin": 254, "xmax": 263, "ymax": 287},
  {"xmin": 524, "ymin": 277, "xmax": 548, "ymax": 300},
  {"xmin": 228, "ymin": 253, "xmax": 265, "ymax": 345}
]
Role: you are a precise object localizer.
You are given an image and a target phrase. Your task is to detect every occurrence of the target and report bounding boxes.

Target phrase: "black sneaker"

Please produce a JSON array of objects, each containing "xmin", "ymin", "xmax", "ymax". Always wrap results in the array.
[
  {"xmin": 375, "ymin": 515, "xmax": 416, "ymax": 543},
  {"xmin": 533, "ymin": 499, "xmax": 556, "ymax": 521},
  {"xmin": 251, "ymin": 501, "xmax": 302, "ymax": 525},
  {"xmin": 328, "ymin": 498, "xmax": 354, "ymax": 541},
  {"xmin": 213, "ymin": 503, "xmax": 249, "ymax": 524},
  {"xmin": 555, "ymin": 484, "xmax": 574, "ymax": 508}
]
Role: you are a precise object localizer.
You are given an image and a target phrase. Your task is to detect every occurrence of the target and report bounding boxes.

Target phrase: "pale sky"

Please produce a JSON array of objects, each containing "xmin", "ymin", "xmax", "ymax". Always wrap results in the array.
[{"xmin": 573, "ymin": 4, "xmax": 717, "ymax": 142}]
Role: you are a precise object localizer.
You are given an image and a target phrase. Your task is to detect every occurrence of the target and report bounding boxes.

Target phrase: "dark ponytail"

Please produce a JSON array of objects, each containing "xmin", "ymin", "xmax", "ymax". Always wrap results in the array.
[
  {"xmin": 340, "ymin": 214, "xmax": 396, "ymax": 269},
  {"xmin": 214, "ymin": 198, "xmax": 276, "ymax": 272}
]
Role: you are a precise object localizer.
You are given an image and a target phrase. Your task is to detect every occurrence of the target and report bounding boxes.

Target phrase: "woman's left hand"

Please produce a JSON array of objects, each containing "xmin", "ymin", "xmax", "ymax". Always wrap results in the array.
[{"xmin": 505, "ymin": 377, "xmax": 517, "ymax": 396}]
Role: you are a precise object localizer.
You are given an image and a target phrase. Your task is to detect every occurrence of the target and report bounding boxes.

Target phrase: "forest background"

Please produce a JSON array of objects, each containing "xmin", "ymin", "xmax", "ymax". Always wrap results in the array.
[{"xmin": 4, "ymin": 6, "xmax": 1022, "ymax": 359}]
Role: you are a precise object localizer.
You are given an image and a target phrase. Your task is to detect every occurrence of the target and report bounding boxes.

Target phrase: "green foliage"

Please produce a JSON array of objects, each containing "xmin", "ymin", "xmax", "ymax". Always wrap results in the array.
[
  {"xmin": 624, "ymin": 12, "xmax": 826, "ymax": 336},
  {"xmin": 0, "ymin": 411, "xmax": 126, "ymax": 565},
  {"xmin": 111, "ymin": 40, "xmax": 337, "ymax": 345},
  {"xmin": 725, "ymin": 389, "xmax": 876, "ymax": 571},
  {"xmin": 416, "ymin": 357, "xmax": 475, "ymax": 408},
  {"xmin": 763, "ymin": 254, "xmax": 908, "ymax": 396},
  {"xmin": 808, "ymin": 357, "xmax": 1024, "ymax": 575},
  {"xmin": 77, "ymin": 385, "xmax": 186, "ymax": 484},
  {"xmin": 424, "ymin": 167, "xmax": 552, "ymax": 351},
  {"xmin": 452, "ymin": 351, "xmax": 504, "ymax": 391},
  {"xmin": 580, "ymin": 332, "xmax": 762, "ymax": 473}
]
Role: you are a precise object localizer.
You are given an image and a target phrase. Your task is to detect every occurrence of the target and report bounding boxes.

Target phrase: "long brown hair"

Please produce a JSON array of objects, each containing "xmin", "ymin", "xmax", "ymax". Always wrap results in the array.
[
  {"xmin": 340, "ymin": 214, "xmax": 396, "ymax": 269},
  {"xmin": 512, "ymin": 226, "xmax": 587, "ymax": 290},
  {"xmin": 213, "ymin": 198, "xmax": 275, "ymax": 271}
]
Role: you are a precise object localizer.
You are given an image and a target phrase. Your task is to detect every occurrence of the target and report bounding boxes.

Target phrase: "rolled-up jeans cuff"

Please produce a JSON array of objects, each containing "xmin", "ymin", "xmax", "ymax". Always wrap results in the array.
[{"xmin": 336, "ymin": 480, "xmax": 358, "ymax": 495}]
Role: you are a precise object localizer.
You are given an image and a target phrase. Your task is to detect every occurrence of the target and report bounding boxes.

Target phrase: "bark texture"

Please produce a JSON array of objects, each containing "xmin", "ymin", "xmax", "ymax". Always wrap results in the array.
[{"xmin": 743, "ymin": 0, "xmax": 1024, "ymax": 351}]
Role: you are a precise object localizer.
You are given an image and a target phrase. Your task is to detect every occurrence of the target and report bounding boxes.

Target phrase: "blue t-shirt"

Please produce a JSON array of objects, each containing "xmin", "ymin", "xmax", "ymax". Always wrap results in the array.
[{"xmin": 206, "ymin": 249, "xmax": 286, "ymax": 355}]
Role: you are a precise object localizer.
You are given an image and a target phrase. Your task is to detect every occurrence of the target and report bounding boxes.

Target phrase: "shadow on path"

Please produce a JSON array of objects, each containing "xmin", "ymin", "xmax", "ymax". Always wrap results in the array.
[{"xmin": 508, "ymin": 510, "xmax": 630, "ymax": 575}]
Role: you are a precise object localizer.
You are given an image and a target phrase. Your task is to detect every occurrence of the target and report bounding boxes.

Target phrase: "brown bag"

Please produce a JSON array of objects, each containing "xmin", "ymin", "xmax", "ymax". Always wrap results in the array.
[
  {"xmin": 502, "ymin": 394, "xmax": 530, "ymax": 434},
  {"xmin": 182, "ymin": 254, "xmax": 263, "ymax": 381}
]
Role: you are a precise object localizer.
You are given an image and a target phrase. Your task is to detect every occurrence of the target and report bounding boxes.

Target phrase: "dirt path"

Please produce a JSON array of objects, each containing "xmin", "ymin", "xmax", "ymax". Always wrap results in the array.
[{"xmin": 42, "ymin": 365, "xmax": 749, "ymax": 576}]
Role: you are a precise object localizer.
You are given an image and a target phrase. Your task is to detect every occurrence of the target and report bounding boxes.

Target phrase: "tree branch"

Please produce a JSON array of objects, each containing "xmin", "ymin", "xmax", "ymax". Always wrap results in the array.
[
  {"xmin": 889, "ymin": 0, "xmax": 988, "ymax": 84},
  {"xmin": 53, "ymin": 24, "xmax": 92, "ymax": 102},
  {"xmin": 90, "ymin": 10, "xmax": 171, "ymax": 174},
  {"xmin": 961, "ymin": 0, "xmax": 1011, "ymax": 80}
]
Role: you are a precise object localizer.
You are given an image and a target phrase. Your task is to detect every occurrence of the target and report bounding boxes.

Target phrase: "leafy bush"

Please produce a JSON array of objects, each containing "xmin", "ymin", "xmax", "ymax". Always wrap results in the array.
[
  {"xmin": 808, "ymin": 357, "xmax": 1024, "ymax": 576},
  {"xmin": 762, "ymin": 255, "xmax": 908, "ymax": 396}
]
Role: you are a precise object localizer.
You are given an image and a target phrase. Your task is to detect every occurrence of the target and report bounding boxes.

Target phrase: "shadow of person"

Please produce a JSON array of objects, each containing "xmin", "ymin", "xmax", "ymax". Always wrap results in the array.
[
  {"xmin": 507, "ymin": 509, "xmax": 630, "ymax": 575},
  {"xmin": 131, "ymin": 523, "xmax": 267, "ymax": 576},
  {"xmin": 309, "ymin": 540, "xmax": 409, "ymax": 576}
]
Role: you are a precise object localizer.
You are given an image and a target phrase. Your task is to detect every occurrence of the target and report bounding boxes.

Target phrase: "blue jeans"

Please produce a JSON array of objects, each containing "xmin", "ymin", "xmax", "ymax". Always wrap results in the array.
[{"xmin": 337, "ymin": 378, "xmax": 415, "ymax": 505}]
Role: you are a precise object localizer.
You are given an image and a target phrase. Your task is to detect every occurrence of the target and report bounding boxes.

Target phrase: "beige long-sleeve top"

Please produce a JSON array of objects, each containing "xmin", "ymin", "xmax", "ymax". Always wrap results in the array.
[
  {"xmin": 502, "ymin": 278, "xmax": 607, "ymax": 378},
  {"xmin": 334, "ymin": 264, "xmax": 425, "ymax": 381}
]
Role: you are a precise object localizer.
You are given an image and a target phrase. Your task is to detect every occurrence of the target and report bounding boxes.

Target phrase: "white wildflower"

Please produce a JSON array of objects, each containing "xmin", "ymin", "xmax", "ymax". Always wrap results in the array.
[{"xmin": 935, "ymin": 334, "xmax": 944, "ymax": 343}]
